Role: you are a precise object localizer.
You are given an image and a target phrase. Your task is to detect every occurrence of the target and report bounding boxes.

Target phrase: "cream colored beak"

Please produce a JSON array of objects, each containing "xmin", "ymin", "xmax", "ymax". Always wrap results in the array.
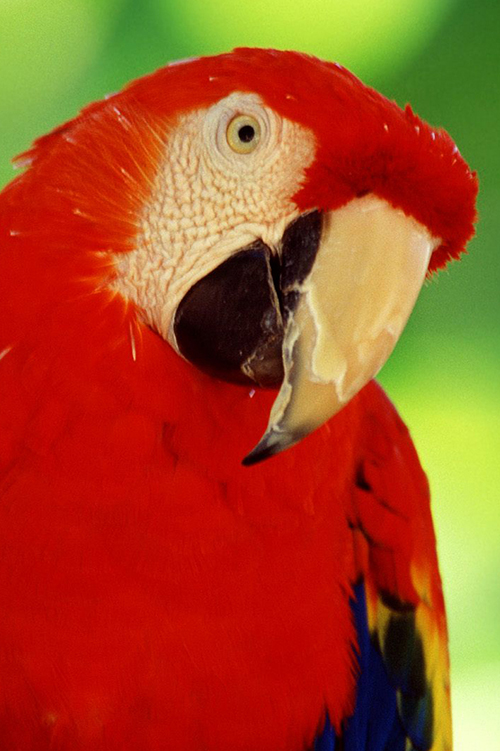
[{"xmin": 243, "ymin": 195, "xmax": 438, "ymax": 465}]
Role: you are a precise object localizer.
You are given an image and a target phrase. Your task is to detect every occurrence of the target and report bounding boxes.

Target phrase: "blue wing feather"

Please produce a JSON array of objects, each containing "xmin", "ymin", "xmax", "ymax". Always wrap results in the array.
[{"xmin": 313, "ymin": 581, "xmax": 407, "ymax": 751}]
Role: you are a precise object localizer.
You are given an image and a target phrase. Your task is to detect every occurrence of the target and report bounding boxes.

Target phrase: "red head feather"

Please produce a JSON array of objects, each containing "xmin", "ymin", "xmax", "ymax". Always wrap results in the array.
[{"xmin": 14, "ymin": 48, "xmax": 478, "ymax": 278}]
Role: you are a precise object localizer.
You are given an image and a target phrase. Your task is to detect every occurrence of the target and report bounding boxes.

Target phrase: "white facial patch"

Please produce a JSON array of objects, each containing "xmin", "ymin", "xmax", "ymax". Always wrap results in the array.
[{"xmin": 113, "ymin": 93, "xmax": 316, "ymax": 344}]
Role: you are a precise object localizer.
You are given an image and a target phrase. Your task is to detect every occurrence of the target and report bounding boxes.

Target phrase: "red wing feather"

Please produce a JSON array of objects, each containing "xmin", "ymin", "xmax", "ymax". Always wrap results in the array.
[{"xmin": 352, "ymin": 382, "xmax": 451, "ymax": 751}]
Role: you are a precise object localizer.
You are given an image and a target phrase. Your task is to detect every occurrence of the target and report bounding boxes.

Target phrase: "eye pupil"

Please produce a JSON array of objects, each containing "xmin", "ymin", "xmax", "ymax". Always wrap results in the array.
[{"xmin": 238, "ymin": 124, "xmax": 255, "ymax": 143}]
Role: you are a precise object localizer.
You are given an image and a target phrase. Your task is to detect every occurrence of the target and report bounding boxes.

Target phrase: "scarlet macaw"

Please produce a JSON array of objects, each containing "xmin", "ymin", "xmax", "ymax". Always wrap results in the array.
[{"xmin": 0, "ymin": 49, "xmax": 477, "ymax": 750}]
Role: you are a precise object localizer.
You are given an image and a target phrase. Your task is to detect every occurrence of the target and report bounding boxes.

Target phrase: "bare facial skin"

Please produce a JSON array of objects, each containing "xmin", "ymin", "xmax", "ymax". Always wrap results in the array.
[{"xmin": 114, "ymin": 93, "xmax": 316, "ymax": 343}]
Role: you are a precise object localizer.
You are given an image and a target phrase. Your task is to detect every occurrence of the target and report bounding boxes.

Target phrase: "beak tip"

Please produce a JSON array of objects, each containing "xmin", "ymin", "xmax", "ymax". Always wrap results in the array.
[
  {"xmin": 242, "ymin": 437, "xmax": 280, "ymax": 467},
  {"xmin": 242, "ymin": 427, "xmax": 302, "ymax": 467}
]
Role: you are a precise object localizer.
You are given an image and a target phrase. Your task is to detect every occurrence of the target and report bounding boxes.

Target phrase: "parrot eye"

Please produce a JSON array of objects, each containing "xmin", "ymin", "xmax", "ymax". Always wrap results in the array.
[{"xmin": 226, "ymin": 115, "xmax": 261, "ymax": 154}]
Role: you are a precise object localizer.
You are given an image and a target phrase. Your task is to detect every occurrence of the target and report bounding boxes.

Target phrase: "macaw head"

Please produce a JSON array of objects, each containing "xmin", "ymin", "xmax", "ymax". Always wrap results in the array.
[{"xmin": 17, "ymin": 48, "xmax": 477, "ymax": 462}]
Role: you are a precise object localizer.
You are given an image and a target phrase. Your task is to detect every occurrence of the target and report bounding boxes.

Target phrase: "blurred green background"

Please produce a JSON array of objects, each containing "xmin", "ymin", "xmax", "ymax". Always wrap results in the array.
[{"xmin": 0, "ymin": 0, "xmax": 498, "ymax": 747}]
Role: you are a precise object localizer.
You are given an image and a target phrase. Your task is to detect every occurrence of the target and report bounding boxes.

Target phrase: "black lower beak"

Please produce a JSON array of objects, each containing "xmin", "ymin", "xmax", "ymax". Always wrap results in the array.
[{"xmin": 173, "ymin": 211, "xmax": 322, "ymax": 389}]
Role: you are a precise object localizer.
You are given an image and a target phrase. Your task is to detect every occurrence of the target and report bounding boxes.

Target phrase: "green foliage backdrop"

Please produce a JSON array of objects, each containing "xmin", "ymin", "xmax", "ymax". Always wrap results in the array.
[{"xmin": 1, "ymin": 0, "xmax": 498, "ymax": 747}]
